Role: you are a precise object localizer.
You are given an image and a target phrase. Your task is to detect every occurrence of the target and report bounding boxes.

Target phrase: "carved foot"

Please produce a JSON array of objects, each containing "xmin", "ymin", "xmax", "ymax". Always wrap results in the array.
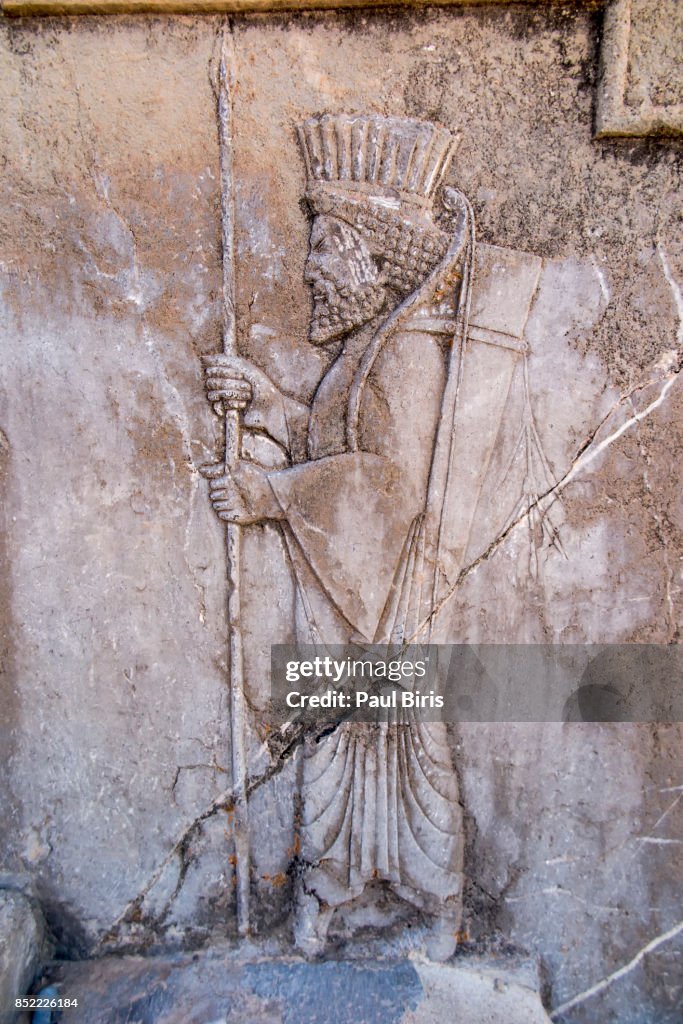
[
  {"xmin": 425, "ymin": 909, "xmax": 460, "ymax": 962},
  {"xmin": 293, "ymin": 889, "xmax": 333, "ymax": 958}
]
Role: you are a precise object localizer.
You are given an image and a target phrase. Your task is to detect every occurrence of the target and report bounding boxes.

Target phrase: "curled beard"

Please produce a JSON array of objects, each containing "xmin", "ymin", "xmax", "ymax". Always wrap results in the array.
[{"xmin": 309, "ymin": 279, "xmax": 387, "ymax": 344}]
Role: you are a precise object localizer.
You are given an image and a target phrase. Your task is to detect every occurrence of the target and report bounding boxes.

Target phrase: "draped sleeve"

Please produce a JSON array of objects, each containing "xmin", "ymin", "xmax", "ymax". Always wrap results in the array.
[{"xmin": 267, "ymin": 329, "xmax": 446, "ymax": 641}]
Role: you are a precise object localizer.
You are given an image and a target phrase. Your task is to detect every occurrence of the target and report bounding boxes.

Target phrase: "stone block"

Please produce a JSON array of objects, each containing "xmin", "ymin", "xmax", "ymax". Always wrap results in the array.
[
  {"xmin": 46, "ymin": 951, "xmax": 551, "ymax": 1023},
  {"xmin": 0, "ymin": 890, "xmax": 49, "ymax": 1024},
  {"xmin": 0, "ymin": 6, "xmax": 681, "ymax": 1023},
  {"xmin": 596, "ymin": 0, "xmax": 683, "ymax": 137}
]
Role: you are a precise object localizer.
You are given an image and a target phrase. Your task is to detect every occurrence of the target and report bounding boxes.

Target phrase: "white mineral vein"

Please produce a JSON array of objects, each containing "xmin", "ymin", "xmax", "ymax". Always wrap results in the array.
[
  {"xmin": 505, "ymin": 886, "xmax": 621, "ymax": 914},
  {"xmin": 642, "ymin": 791, "xmax": 683, "ymax": 838},
  {"xmin": 590, "ymin": 255, "xmax": 611, "ymax": 305},
  {"xmin": 549, "ymin": 372, "xmax": 679, "ymax": 496},
  {"xmin": 550, "ymin": 918, "xmax": 683, "ymax": 1018},
  {"xmin": 658, "ymin": 243, "xmax": 683, "ymax": 346},
  {"xmin": 636, "ymin": 837, "xmax": 683, "ymax": 845}
]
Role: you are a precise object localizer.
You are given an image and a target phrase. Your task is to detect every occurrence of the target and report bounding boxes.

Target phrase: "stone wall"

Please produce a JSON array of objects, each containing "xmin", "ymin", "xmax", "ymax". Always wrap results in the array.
[{"xmin": 1, "ymin": 3, "xmax": 681, "ymax": 1021}]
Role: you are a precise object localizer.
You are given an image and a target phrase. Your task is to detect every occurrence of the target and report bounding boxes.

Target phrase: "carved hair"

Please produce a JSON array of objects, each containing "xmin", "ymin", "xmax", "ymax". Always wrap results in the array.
[
  {"xmin": 299, "ymin": 114, "xmax": 457, "ymax": 299},
  {"xmin": 308, "ymin": 186, "xmax": 450, "ymax": 299}
]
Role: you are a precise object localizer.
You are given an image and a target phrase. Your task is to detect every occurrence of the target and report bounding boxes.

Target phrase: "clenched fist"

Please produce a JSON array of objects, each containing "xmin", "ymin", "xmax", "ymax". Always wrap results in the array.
[
  {"xmin": 202, "ymin": 353, "xmax": 279, "ymax": 422},
  {"xmin": 200, "ymin": 460, "xmax": 284, "ymax": 525}
]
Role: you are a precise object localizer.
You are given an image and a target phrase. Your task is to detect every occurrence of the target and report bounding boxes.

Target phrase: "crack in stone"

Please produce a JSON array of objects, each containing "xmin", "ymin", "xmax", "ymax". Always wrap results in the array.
[
  {"xmin": 96, "ymin": 714, "xmax": 341, "ymax": 950},
  {"xmin": 505, "ymin": 885, "xmax": 624, "ymax": 915},
  {"xmin": 628, "ymin": 393, "xmax": 678, "ymax": 639},
  {"xmin": 550, "ymin": 918, "xmax": 683, "ymax": 1019},
  {"xmin": 657, "ymin": 243, "xmax": 683, "ymax": 348},
  {"xmin": 98, "ymin": 351, "xmax": 683, "ymax": 952},
  {"xmin": 170, "ymin": 761, "xmax": 228, "ymax": 799},
  {"xmin": 98, "ymin": 250, "xmax": 683, "ymax": 952},
  {"xmin": 418, "ymin": 357, "xmax": 683, "ymax": 641}
]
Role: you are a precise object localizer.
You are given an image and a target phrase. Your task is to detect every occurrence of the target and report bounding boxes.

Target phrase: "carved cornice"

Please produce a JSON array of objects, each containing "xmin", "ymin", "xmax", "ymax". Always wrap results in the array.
[
  {"xmin": 0, "ymin": 0, "xmax": 593, "ymax": 15},
  {"xmin": 596, "ymin": 0, "xmax": 683, "ymax": 137}
]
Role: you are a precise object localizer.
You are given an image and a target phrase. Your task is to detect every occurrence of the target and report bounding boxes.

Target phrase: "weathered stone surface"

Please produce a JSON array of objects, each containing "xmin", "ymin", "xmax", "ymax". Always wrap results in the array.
[
  {"xmin": 0, "ymin": 889, "xmax": 49, "ymax": 1024},
  {"xmin": 597, "ymin": 0, "xmax": 683, "ymax": 137},
  {"xmin": 0, "ymin": 5, "xmax": 681, "ymax": 1024},
  {"xmin": 45, "ymin": 950, "xmax": 551, "ymax": 1023},
  {"xmin": 2, "ymin": 0, "xmax": 683, "ymax": 142}
]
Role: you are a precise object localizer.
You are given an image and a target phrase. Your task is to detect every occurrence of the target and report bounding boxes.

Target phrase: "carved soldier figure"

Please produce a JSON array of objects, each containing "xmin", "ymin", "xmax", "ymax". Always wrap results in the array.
[{"xmin": 202, "ymin": 114, "xmax": 479, "ymax": 958}]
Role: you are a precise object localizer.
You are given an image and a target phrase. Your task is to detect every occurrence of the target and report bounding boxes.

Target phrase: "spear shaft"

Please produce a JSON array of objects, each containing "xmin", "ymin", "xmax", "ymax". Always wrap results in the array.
[{"xmin": 217, "ymin": 25, "xmax": 250, "ymax": 937}]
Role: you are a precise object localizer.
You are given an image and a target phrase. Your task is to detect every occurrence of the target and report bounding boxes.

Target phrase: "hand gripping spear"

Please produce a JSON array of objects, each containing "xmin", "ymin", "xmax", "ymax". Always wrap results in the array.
[{"xmin": 213, "ymin": 26, "xmax": 250, "ymax": 938}]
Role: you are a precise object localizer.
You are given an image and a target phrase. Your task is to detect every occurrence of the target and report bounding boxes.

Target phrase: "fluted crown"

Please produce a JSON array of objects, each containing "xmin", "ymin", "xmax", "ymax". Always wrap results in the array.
[{"xmin": 298, "ymin": 114, "xmax": 457, "ymax": 209}]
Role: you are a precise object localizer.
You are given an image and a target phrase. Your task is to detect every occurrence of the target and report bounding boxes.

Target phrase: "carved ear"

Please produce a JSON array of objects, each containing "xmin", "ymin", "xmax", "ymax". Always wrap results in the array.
[
  {"xmin": 370, "ymin": 253, "xmax": 392, "ymax": 289},
  {"xmin": 439, "ymin": 186, "xmax": 469, "ymax": 245}
]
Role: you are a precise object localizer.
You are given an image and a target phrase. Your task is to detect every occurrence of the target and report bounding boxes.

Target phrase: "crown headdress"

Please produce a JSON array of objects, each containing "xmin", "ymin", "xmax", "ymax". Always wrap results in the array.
[{"xmin": 298, "ymin": 114, "xmax": 457, "ymax": 211}]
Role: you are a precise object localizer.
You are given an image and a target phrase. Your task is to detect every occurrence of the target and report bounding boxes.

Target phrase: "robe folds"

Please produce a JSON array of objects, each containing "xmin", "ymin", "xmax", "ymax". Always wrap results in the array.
[
  {"xmin": 266, "ymin": 243, "xmax": 469, "ymax": 911},
  {"xmin": 271, "ymin": 323, "xmax": 465, "ymax": 906},
  {"xmin": 263, "ymin": 237, "xmax": 544, "ymax": 911}
]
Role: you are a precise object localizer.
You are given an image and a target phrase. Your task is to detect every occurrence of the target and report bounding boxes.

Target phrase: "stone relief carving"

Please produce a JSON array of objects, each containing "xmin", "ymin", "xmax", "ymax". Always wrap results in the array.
[
  {"xmin": 596, "ymin": 0, "xmax": 683, "ymax": 138},
  {"xmin": 200, "ymin": 112, "xmax": 567, "ymax": 957}
]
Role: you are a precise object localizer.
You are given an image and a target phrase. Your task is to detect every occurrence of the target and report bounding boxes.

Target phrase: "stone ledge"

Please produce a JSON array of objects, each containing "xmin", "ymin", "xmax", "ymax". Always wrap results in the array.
[
  {"xmin": 0, "ymin": 889, "xmax": 51, "ymax": 1024},
  {"xmin": 0, "ymin": 0, "xmax": 582, "ymax": 18},
  {"xmin": 43, "ymin": 950, "xmax": 552, "ymax": 1023}
]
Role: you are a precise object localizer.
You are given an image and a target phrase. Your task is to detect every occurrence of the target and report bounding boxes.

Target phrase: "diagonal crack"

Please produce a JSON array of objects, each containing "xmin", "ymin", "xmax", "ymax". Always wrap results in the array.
[
  {"xmin": 416, "ymin": 357, "xmax": 683, "ymax": 642},
  {"xmin": 98, "ymin": 355, "xmax": 682, "ymax": 952},
  {"xmin": 100, "ymin": 253, "xmax": 683, "ymax": 951},
  {"xmin": 96, "ymin": 714, "xmax": 342, "ymax": 950},
  {"xmin": 550, "ymin": 918, "xmax": 683, "ymax": 1019}
]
